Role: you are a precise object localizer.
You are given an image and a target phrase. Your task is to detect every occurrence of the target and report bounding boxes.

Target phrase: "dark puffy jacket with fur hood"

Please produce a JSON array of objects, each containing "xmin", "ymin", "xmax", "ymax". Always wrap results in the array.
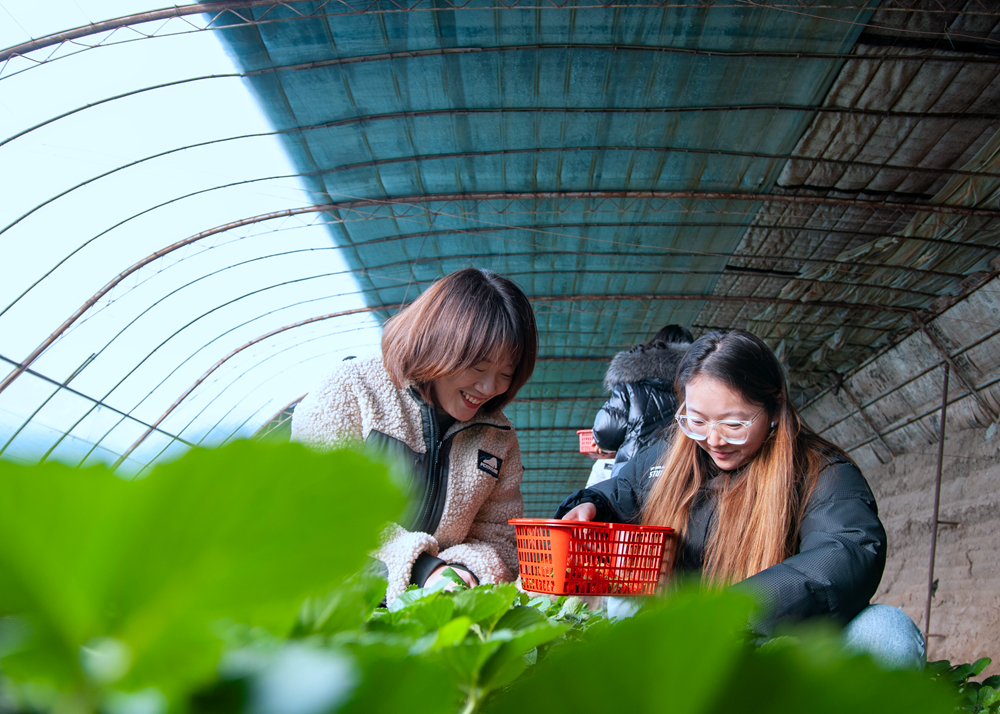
[{"xmin": 592, "ymin": 341, "xmax": 690, "ymax": 466}]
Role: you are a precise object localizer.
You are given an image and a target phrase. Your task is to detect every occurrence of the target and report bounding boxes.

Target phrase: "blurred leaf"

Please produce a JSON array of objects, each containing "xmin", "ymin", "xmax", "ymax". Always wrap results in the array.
[
  {"xmin": 339, "ymin": 645, "xmax": 459, "ymax": 714},
  {"xmin": 452, "ymin": 587, "xmax": 519, "ymax": 633},
  {"xmin": 440, "ymin": 568, "xmax": 470, "ymax": 590},
  {"xmin": 0, "ymin": 441, "xmax": 403, "ymax": 699},
  {"xmin": 983, "ymin": 686, "xmax": 1000, "ymax": 707},
  {"xmin": 927, "ymin": 660, "xmax": 954, "ymax": 676},
  {"xmin": 487, "ymin": 587, "xmax": 957, "ymax": 714},
  {"xmin": 390, "ymin": 584, "xmax": 445, "ymax": 613},
  {"xmin": 419, "ymin": 617, "xmax": 473, "ymax": 653},
  {"xmin": 973, "ymin": 659, "xmax": 993, "ymax": 677},
  {"xmin": 487, "ymin": 588, "xmax": 754, "ymax": 714},
  {"xmin": 437, "ymin": 639, "xmax": 505, "ymax": 688},
  {"xmin": 493, "ymin": 607, "xmax": 548, "ymax": 633},
  {"xmin": 479, "ymin": 622, "xmax": 569, "ymax": 692},
  {"xmin": 294, "ymin": 573, "xmax": 387, "ymax": 637},
  {"xmin": 710, "ymin": 622, "xmax": 956, "ymax": 714},
  {"xmin": 405, "ymin": 599, "xmax": 457, "ymax": 634}
]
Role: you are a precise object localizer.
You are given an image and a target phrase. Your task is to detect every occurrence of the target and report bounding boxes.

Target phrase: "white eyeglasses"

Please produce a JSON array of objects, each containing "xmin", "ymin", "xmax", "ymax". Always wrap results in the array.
[{"xmin": 675, "ymin": 406, "xmax": 766, "ymax": 445}]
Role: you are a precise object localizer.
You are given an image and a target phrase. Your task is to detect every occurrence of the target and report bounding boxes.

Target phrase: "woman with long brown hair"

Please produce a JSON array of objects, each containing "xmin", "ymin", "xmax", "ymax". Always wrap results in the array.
[
  {"xmin": 558, "ymin": 329, "xmax": 924, "ymax": 668},
  {"xmin": 293, "ymin": 268, "xmax": 537, "ymax": 603}
]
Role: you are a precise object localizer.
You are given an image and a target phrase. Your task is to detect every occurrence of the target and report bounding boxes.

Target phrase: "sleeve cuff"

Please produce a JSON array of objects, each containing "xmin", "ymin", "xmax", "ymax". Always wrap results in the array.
[
  {"xmin": 447, "ymin": 563, "xmax": 480, "ymax": 585},
  {"xmin": 553, "ymin": 488, "xmax": 618, "ymax": 522},
  {"xmin": 410, "ymin": 551, "xmax": 447, "ymax": 587}
]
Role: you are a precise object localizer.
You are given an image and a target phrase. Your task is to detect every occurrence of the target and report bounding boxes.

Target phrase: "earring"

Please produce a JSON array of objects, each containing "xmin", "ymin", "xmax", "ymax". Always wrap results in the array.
[{"xmin": 771, "ymin": 421, "xmax": 776, "ymax": 428}]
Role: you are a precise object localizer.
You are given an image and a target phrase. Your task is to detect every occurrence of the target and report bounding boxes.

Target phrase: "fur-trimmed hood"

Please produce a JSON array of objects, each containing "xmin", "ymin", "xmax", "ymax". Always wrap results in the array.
[{"xmin": 604, "ymin": 342, "xmax": 690, "ymax": 391}]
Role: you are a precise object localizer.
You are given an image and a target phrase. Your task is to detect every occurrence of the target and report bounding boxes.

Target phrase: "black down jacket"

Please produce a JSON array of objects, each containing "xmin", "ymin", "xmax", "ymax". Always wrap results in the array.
[
  {"xmin": 555, "ymin": 442, "xmax": 887, "ymax": 640},
  {"xmin": 592, "ymin": 342, "xmax": 689, "ymax": 465}
]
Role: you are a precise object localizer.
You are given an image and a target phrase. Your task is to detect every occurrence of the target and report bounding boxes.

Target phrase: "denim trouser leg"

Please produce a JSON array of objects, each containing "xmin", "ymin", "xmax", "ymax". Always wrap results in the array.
[
  {"xmin": 606, "ymin": 599, "xmax": 926, "ymax": 671},
  {"xmin": 842, "ymin": 604, "xmax": 926, "ymax": 670},
  {"xmin": 605, "ymin": 596, "xmax": 643, "ymax": 621}
]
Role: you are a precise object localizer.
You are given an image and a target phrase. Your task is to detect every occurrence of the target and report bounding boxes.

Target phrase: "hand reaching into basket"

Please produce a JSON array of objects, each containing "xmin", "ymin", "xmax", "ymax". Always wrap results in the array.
[{"xmin": 561, "ymin": 502, "xmax": 597, "ymax": 521}]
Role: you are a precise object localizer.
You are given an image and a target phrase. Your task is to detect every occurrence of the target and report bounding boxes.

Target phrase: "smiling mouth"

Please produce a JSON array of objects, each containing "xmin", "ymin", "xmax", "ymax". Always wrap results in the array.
[{"xmin": 460, "ymin": 390, "xmax": 485, "ymax": 406}]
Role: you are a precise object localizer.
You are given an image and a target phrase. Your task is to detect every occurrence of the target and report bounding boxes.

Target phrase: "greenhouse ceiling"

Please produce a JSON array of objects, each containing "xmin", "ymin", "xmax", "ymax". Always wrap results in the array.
[{"xmin": 1, "ymin": 0, "xmax": 999, "ymax": 516}]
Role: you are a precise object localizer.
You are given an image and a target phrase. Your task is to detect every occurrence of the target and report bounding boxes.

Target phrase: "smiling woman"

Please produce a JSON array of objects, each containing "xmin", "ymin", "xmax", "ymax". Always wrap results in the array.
[
  {"xmin": 557, "ymin": 329, "xmax": 926, "ymax": 670},
  {"xmin": 291, "ymin": 268, "xmax": 538, "ymax": 602}
]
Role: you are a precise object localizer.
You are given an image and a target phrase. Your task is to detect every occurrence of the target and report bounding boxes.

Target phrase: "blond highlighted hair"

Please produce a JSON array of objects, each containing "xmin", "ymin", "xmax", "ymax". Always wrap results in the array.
[{"xmin": 641, "ymin": 330, "xmax": 849, "ymax": 585}]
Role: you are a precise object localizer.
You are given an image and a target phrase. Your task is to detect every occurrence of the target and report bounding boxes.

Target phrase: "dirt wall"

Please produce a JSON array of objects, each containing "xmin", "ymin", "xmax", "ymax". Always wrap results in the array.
[{"xmin": 865, "ymin": 424, "xmax": 1000, "ymax": 674}]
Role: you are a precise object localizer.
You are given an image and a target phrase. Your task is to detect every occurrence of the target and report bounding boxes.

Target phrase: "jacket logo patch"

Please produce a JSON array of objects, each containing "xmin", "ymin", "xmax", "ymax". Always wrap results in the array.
[
  {"xmin": 478, "ymin": 450, "xmax": 502, "ymax": 478},
  {"xmin": 646, "ymin": 465, "xmax": 664, "ymax": 479}
]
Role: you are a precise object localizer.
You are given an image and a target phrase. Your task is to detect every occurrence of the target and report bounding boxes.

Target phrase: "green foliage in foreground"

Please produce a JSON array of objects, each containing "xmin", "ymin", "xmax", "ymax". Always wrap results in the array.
[
  {"xmin": 0, "ymin": 441, "xmax": 976, "ymax": 714},
  {"xmin": 929, "ymin": 658, "xmax": 1000, "ymax": 713},
  {"xmin": 0, "ymin": 442, "xmax": 401, "ymax": 708}
]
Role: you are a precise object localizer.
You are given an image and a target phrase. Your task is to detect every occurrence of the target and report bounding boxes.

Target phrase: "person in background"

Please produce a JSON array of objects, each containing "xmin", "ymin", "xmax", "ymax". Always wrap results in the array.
[
  {"xmin": 292, "ymin": 268, "xmax": 537, "ymax": 603},
  {"xmin": 592, "ymin": 324, "xmax": 693, "ymax": 475},
  {"xmin": 558, "ymin": 329, "xmax": 925, "ymax": 669}
]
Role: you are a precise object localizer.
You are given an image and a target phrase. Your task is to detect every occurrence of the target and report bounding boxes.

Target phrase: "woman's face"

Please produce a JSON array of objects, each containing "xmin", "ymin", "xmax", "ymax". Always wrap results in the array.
[
  {"xmin": 683, "ymin": 374, "xmax": 772, "ymax": 471},
  {"xmin": 430, "ymin": 359, "xmax": 515, "ymax": 421}
]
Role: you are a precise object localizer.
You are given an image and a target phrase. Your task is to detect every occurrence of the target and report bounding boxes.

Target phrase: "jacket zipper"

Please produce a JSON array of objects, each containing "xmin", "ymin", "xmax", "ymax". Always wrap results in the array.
[
  {"xmin": 416, "ymin": 417, "xmax": 512, "ymax": 533},
  {"xmin": 419, "ymin": 407, "xmax": 440, "ymax": 532}
]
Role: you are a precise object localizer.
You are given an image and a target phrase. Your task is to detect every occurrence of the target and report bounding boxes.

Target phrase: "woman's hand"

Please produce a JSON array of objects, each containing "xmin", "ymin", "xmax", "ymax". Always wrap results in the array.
[
  {"xmin": 561, "ymin": 502, "xmax": 597, "ymax": 521},
  {"xmin": 425, "ymin": 564, "xmax": 478, "ymax": 590}
]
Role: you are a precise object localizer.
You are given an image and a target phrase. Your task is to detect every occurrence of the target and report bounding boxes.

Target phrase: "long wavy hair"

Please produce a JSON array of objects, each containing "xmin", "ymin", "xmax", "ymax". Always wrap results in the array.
[{"xmin": 640, "ymin": 329, "xmax": 850, "ymax": 585}]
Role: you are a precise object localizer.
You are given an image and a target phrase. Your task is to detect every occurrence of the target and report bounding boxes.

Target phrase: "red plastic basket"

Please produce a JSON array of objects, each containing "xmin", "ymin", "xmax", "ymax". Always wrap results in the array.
[
  {"xmin": 509, "ymin": 518, "xmax": 675, "ymax": 596},
  {"xmin": 577, "ymin": 429, "xmax": 599, "ymax": 453}
]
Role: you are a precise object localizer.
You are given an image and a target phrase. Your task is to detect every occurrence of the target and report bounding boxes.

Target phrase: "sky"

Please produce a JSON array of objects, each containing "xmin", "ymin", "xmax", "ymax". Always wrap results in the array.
[{"xmin": 0, "ymin": 1, "xmax": 382, "ymax": 472}]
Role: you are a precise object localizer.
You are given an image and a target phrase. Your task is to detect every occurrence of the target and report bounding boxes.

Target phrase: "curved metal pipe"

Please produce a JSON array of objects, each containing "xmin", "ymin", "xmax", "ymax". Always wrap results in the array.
[
  {"xmin": 111, "ymin": 304, "xmax": 401, "ymax": 468},
  {"xmin": 6, "ymin": 3, "xmax": 1000, "ymax": 64},
  {"xmin": 7, "ymin": 187, "xmax": 962, "ymax": 398},
  {"xmin": 0, "ymin": 204, "xmax": 340, "ymax": 396}
]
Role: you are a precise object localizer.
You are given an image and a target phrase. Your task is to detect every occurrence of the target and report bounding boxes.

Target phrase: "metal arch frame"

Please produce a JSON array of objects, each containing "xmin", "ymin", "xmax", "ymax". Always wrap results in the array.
[
  {"xmin": 111, "ymin": 304, "xmax": 400, "ymax": 467},
  {"xmin": 24, "ymin": 239, "xmax": 711, "ymax": 398},
  {"xmin": 192, "ymin": 339, "xmax": 368, "ymax": 449},
  {"xmin": 2, "ymin": 190, "xmax": 991, "ymax": 461},
  {"xmin": 845, "ymin": 370, "xmax": 1000, "ymax": 456},
  {"xmin": 8, "ymin": 54, "xmax": 996, "ymax": 147},
  {"xmin": 0, "ymin": 204, "xmax": 345, "ymax": 396},
  {"xmin": 806, "ymin": 279, "xmax": 1000, "ymax": 452},
  {"xmin": 13, "ymin": 245, "xmax": 705, "ymax": 442},
  {"xmin": 343, "ymin": 220, "xmax": 992, "ymax": 263},
  {"xmin": 816, "ymin": 313, "xmax": 1000, "ymax": 436},
  {"xmin": 34, "ymin": 289, "xmax": 385, "ymax": 467},
  {"xmin": 1, "ymin": 221, "xmax": 717, "ymax": 433},
  {"xmin": 5, "ymin": 131, "xmax": 993, "ymax": 318},
  {"xmin": 0, "ymin": 354, "xmax": 195, "ymax": 454},
  {"xmin": 65, "ymin": 322, "xmax": 382, "ymax": 471},
  {"xmin": 10, "ymin": 122, "xmax": 1000, "ymax": 240},
  {"xmin": 10, "ymin": 189, "xmax": 986, "ymax": 395},
  {"xmin": 251, "ymin": 395, "xmax": 305, "ymax": 439},
  {"xmin": 804, "ymin": 269, "xmax": 1000, "ymax": 416},
  {"xmin": 7, "ymin": 165, "xmax": 982, "ymax": 321},
  {"xmin": 152, "ymin": 335, "xmax": 364, "ymax": 466},
  {"xmin": 325, "ymin": 191, "xmax": 1000, "ymax": 218},
  {"xmin": 12, "ymin": 130, "xmax": 992, "ymax": 326},
  {"xmin": 6, "ymin": 1, "xmax": 1000, "ymax": 67},
  {"xmin": 117, "ymin": 291, "xmax": 918, "ymax": 460}
]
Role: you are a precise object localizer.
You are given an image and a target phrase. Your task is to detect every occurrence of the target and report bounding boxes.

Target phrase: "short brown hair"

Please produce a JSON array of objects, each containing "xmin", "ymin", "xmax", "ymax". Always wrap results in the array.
[{"xmin": 382, "ymin": 268, "xmax": 537, "ymax": 412}]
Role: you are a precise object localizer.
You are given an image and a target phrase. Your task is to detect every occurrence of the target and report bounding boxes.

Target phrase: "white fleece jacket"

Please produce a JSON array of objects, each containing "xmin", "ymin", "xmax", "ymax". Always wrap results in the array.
[{"xmin": 291, "ymin": 356, "xmax": 524, "ymax": 602}]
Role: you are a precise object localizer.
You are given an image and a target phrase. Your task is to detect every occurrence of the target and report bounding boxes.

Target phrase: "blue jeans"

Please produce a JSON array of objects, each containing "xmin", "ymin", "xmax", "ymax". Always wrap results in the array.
[
  {"xmin": 842, "ymin": 604, "xmax": 926, "ymax": 670},
  {"xmin": 606, "ymin": 599, "xmax": 926, "ymax": 670}
]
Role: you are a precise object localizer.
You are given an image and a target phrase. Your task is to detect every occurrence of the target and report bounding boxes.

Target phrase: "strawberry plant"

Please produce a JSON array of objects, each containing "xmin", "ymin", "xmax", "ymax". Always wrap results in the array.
[
  {"xmin": 0, "ymin": 441, "xmax": 980, "ymax": 714},
  {"xmin": 928, "ymin": 658, "xmax": 1000, "ymax": 713}
]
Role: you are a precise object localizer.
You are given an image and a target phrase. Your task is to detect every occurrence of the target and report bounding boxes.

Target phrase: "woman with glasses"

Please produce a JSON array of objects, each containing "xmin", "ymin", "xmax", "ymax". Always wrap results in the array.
[{"xmin": 556, "ymin": 329, "xmax": 925, "ymax": 669}]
